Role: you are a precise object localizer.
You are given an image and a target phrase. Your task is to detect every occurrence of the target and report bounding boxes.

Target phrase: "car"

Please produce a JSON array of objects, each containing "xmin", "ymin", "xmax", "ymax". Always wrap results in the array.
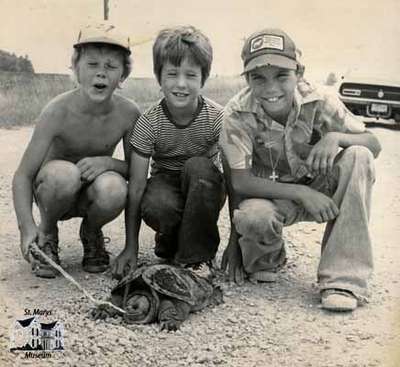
[{"xmin": 337, "ymin": 74, "xmax": 400, "ymax": 123}]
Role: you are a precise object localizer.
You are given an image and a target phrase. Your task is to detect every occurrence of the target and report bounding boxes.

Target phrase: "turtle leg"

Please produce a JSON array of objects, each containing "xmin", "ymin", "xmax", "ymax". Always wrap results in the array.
[
  {"xmin": 158, "ymin": 298, "xmax": 190, "ymax": 331},
  {"xmin": 90, "ymin": 301, "xmax": 119, "ymax": 320}
]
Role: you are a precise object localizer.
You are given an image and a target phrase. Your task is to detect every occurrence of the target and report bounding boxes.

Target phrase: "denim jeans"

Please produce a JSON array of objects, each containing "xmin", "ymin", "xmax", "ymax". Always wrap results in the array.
[
  {"xmin": 233, "ymin": 146, "xmax": 375, "ymax": 300},
  {"xmin": 141, "ymin": 157, "xmax": 226, "ymax": 265}
]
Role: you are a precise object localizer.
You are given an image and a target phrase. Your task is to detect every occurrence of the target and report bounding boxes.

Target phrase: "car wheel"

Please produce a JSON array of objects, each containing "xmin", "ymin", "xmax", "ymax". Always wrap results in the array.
[{"xmin": 394, "ymin": 113, "xmax": 400, "ymax": 123}]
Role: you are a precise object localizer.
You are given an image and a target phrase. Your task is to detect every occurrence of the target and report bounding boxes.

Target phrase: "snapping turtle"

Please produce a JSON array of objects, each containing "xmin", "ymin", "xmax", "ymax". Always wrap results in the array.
[{"xmin": 93, "ymin": 264, "xmax": 223, "ymax": 331}]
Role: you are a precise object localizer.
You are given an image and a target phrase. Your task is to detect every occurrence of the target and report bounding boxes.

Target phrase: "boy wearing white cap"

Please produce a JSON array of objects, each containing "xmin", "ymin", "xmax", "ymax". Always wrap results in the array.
[
  {"xmin": 12, "ymin": 23, "xmax": 140, "ymax": 278},
  {"xmin": 219, "ymin": 28, "xmax": 381, "ymax": 311}
]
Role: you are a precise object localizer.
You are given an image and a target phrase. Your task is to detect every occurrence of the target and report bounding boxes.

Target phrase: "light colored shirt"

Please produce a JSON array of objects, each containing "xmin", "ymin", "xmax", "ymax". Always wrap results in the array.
[{"xmin": 219, "ymin": 80, "xmax": 366, "ymax": 181}]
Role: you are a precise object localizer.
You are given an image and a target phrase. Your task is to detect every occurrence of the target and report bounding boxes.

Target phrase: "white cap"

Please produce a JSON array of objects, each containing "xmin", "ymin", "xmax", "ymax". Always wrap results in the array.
[{"xmin": 74, "ymin": 23, "xmax": 131, "ymax": 54}]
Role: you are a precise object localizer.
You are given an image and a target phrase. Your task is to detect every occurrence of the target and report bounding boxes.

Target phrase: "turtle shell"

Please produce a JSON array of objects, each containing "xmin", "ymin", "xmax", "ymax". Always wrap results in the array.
[
  {"xmin": 111, "ymin": 267, "xmax": 147, "ymax": 303},
  {"xmin": 141, "ymin": 264, "xmax": 214, "ymax": 309}
]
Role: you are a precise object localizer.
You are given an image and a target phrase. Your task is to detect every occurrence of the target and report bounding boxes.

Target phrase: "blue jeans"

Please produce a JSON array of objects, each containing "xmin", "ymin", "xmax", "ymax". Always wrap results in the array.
[
  {"xmin": 233, "ymin": 146, "xmax": 375, "ymax": 301},
  {"xmin": 141, "ymin": 157, "xmax": 226, "ymax": 265}
]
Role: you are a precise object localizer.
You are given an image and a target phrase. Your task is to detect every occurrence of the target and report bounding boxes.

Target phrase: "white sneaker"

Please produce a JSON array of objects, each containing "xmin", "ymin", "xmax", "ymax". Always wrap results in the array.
[{"xmin": 321, "ymin": 289, "xmax": 358, "ymax": 312}]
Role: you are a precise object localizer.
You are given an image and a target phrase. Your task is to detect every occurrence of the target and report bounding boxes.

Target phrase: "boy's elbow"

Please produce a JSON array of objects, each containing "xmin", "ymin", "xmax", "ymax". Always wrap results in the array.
[
  {"xmin": 375, "ymin": 140, "xmax": 382, "ymax": 158},
  {"xmin": 372, "ymin": 145, "xmax": 381, "ymax": 159},
  {"xmin": 370, "ymin": 135, "xmax": 382, "ymax": 158}
]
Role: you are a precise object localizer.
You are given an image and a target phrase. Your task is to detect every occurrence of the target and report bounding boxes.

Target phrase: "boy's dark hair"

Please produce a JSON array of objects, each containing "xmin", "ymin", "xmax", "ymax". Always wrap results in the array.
[
  {"xmin": 153, "ymin": 25, "xmax": 213, "ymax": 86},
  {"xmin": 71, "ymin": 43, "xmax": 132, "ymax": 81}
]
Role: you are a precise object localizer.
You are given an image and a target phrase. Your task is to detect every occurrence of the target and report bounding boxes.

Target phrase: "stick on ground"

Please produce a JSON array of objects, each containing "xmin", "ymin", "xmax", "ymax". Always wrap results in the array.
[{"xmin": 30, "ymin": 242, "xmax": 126, "ymax": 314}]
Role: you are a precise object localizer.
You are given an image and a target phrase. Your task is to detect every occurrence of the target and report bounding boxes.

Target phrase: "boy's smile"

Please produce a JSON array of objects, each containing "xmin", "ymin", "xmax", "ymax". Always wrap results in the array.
[
  {"xmin": 247, "ymin": 65, "xmax": 299, "ymax": 123},
  {"xmin": 160, "ymin": 57, "xmax": 203, "ymax": 119},
  {"xmin": 77, "ymin": 46, "xmax": 124, "ymax": 103}
]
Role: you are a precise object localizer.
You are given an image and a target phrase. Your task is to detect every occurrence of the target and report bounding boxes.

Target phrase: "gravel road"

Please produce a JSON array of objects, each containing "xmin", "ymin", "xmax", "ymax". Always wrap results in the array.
[{"xmin": 0, "ymin": 126, "xmax": 399, "ymax": 367}]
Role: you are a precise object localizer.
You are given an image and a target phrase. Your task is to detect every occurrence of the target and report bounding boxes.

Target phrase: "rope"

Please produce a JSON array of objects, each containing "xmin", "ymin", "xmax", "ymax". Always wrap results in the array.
[{"xmin": 30, "ymin": 242, "xmax": 126, "ymax": 314}]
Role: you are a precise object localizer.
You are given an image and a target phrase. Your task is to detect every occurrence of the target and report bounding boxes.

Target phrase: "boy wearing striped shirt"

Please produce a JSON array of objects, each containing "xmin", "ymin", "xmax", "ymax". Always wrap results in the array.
[{"xmin": 112, "ymin": 26, "xmax": 225, "ymax": 278}]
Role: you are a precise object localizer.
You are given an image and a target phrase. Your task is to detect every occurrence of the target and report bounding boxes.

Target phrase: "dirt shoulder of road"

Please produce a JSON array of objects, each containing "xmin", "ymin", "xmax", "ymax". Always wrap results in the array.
[{"xmin": 1, "ymin": 127, "xmax": 399, "ymax": 367}]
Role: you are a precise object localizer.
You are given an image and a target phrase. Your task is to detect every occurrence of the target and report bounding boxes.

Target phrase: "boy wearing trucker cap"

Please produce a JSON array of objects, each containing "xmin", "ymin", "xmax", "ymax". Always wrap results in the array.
[
  {"xmin": 219, "ymin": 28, "xmax": 381, "ymax": 311},
  {"xmin": 12, "ymin": 23, "xmax": 140, "ymax": 278}
]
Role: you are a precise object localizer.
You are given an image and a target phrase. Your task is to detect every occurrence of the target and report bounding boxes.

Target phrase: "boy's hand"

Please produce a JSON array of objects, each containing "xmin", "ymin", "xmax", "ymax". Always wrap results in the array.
[
  {"xmin": 111, "ymin": 247, "xmax": 138, "ymax": 280},
  {"xmin": 306, "ymin": 132, "xmax": 340, "ymax": 176},
  {"xmin": 77, "ymin": 156, "xmax": 113, "ymax": 182},
  {"xmin": 221, "ymin": 231, "xmax": 245, "ymax": 285},
  {"xmin": 20, "ymin": 224, "xmax": 39, "ymax": 262},
  {"xmin": 298, "ymin": 186, "xmax": 339, "ymax": 223}
]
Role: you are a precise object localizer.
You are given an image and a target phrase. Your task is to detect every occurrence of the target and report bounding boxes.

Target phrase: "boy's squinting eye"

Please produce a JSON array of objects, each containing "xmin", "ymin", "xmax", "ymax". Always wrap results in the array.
[
  {"xmin": 106, "ymin": 63, "xmax": 118, "ymax": 70},
  {"xmin": 250, "ymin": 74, "xmax": 264, "ymax": 82}
]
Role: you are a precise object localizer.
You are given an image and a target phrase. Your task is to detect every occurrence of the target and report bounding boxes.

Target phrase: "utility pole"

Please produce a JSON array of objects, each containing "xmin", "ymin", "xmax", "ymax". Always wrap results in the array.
[{"xmin": 104, "ymin": 0, "xmax": 109, "ymax": 20}]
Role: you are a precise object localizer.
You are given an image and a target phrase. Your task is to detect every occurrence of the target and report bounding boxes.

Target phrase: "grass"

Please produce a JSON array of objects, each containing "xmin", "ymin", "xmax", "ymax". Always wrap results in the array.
[
  {"xmin": 0, "ymin": 72, "xmax": 245, "ymax": 127},
  {"xmin": 0, "ymin": 72, "xmax": 75, "ymax": 127}
]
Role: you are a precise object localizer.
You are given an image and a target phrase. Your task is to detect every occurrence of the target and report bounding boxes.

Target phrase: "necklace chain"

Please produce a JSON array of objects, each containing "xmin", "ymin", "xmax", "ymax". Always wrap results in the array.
[{"xmin": 265, "ymin": 128, "xmax": 284, "ymax": 182}]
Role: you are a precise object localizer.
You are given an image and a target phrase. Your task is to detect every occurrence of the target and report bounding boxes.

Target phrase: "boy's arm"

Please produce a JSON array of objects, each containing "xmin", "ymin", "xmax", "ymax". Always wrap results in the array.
[
  {"xmin": 306, "ymin": 89, "xmax": 381, "ymax": 175},
  {"xmin": 231, "ymin": 168, "xmax": 339, "ymax": 224},
  {"xmin": 12, "ymin": 108, "xmax": 59, "ymax": 260},
  {"xmin": 77, "ymin": 156, "xmax": 128, "ymax": 181},
  {"xmin": 306, "ymin": 131, "xmax": 381, "ymax": 176},
  {"xmin": 109, "ymin": 105, "xmax": 141, "ymax": 178},
  {"xmin": 220, "ymin": 152, "xmax": 245, "ymax": 285},
  {"xmin": 111, "ymin": 150, "xmax": 149, "ymax": 279},
  {"xmin": 335, "ymin": 131, "xmax": 381, "ymax": 157}
]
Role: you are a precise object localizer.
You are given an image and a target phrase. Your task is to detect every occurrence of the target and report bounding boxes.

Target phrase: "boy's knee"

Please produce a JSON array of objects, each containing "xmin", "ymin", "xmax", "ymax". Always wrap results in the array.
[
  {"xmin": 233, "ymin": 199, "xmax": 282, "ymax": 237},
  {"xmin": 36, "ymin": 160, "xmax": 81, "ymax": 196},
  {"xmin": 141, "ymin": 194, "xmax": 182, "ymax": 231},
  {"xmin": 340, "ymin": 146, "xmax": 375, "ymax": 180},
  {"xmin": 89, "ymin": 172, "xmax": 127, "ymax": 210},
  {"xmin": 343, "ymin": 146, "xmax": 373, "ymax": 161}
]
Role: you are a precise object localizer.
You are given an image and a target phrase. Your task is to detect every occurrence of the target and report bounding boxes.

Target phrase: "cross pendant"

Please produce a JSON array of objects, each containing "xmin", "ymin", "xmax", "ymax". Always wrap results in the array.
[{"xmin": 269, "ymin": 170, "xmax": 279, "ymax": 182}]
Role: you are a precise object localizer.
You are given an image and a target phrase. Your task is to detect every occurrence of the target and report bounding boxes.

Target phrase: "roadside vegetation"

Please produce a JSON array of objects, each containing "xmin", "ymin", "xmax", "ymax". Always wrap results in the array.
[{"xmin": 0, "ymin": 72, "xmax": 245, "ymax": 127}]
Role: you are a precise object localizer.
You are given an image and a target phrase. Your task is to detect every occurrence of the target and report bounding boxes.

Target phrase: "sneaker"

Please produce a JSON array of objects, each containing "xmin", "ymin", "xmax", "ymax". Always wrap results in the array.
[
  {"xmin": 30, "ymin": 232, "xmax": 60, "ymax": 278},
  {"xmin": 247, "ymin": 258, "xmax": 287, "ymax": 283},
  {"xmin": 321, "ymin": 289, "xmax": 358, "ymax": 312},
  {"xmin": 79, "ymin": 221, "xmax": 110, "ymax": 273},
  {"xmin": 184, "ymin": 258, "xmax": 217, "ymax": 280}
]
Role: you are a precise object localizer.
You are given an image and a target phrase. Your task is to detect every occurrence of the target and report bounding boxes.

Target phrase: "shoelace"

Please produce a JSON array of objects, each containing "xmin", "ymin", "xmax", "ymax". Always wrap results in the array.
[{"xmin": 185, "ymin": 259, "xmax": 216, "ymax": 272}]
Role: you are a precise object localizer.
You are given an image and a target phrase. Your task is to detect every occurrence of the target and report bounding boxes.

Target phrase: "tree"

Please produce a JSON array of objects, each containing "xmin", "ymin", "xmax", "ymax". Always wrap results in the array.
[{"xmin": 0, "ymin": 50, "xmax": 35, "ymax": 73}]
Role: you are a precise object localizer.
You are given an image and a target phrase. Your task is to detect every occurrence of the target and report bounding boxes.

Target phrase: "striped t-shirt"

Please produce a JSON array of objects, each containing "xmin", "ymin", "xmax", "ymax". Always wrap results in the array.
[{"xmin": 129, "ymin": 96, "xmax": 223, "ymax": 173}]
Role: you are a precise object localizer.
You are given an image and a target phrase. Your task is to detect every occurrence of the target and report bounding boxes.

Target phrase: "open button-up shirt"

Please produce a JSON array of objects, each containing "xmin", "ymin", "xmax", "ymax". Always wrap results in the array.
[{"xmin": 219, "ymin": 80, "xmax": 366, "ymax": 182}]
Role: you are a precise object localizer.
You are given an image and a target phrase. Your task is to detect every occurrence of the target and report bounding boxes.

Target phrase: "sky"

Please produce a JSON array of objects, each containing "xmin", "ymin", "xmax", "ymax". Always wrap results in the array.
[{"xmin": 1, "ymin": 0, "xmax": 400, "ymax": 82}]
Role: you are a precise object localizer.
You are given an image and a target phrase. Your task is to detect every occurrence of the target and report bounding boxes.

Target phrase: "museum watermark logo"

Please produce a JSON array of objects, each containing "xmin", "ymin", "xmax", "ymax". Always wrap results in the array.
[{"xmin": 9, "ymin": 309, "xmax": 64, "ymax": 359}]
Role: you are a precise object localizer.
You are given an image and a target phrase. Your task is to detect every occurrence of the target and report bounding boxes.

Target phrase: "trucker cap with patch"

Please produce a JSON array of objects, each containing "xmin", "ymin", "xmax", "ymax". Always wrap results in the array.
[
  {"xmin": 241, "ymin": 28, "xmax": 298, "ymax": 73},
  {"xmin": 74, "ymin": 23, "xmax": 131, "ymax": 54}
]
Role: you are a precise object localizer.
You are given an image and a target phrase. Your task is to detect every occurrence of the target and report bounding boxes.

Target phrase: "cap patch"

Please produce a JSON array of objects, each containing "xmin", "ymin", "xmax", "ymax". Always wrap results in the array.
[{"xmin": 250, "ymin": 34, "xmax": 284, "ymax": 53}]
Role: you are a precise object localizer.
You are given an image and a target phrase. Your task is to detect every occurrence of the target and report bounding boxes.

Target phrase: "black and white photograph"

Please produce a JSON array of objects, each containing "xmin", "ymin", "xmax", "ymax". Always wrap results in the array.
[{"xmin": 0, "ymin": 0, "xmax": 399, "ymax": 366}]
